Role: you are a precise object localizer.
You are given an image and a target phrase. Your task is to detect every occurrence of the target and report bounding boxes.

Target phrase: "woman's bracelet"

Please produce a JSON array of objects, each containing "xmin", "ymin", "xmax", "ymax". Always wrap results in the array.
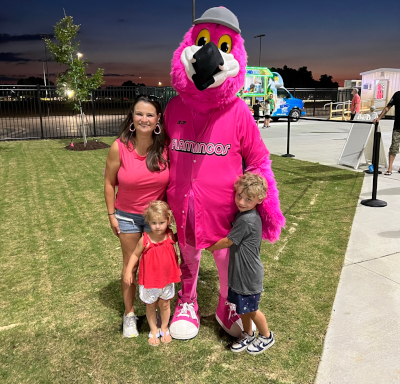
[{"xmin": 108, "ymin": 212, "xmax": 115, "ymax": 216}]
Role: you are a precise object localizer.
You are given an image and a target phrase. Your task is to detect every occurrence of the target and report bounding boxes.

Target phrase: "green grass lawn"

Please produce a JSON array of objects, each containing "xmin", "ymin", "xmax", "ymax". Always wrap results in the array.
[{"xmin": 0, "ymin": 138, "xmax": 363, "ymax": 384}]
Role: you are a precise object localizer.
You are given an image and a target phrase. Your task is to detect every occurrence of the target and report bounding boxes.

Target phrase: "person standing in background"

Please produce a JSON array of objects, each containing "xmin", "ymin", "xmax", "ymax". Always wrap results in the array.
[
  {"xmin": 373, "ymin": 91, "xmax": 400, "ymax": 175},
  {"xmin": 350, "ymin": 88, "xmax": 361, "ymax": 120},
  {"xmin": 252, "ymin": 99, "xmax": 261, "ymax": 124},
  {"xmin": 268, "ymin": 93, "xmax": 275, "ymax": 115},
  {"xmin": 262, "ymin": 100, "xmax": 271, "ymax": 129}
]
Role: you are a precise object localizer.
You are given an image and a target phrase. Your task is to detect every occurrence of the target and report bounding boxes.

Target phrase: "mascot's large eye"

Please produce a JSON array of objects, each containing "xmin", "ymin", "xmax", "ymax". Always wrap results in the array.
[
  {"xmin": 195, "ymin": 29, "xmax": 210, "ymax": 46},
  {"xmin": 218, "ymin": 35, "xmax": 232, "ymax": 53}
]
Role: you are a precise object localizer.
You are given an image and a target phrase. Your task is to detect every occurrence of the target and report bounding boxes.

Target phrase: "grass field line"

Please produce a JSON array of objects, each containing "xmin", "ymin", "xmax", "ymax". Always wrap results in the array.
[{"xmin": 0, "ymin": 324, "xmax": 21, "ymax": 332}]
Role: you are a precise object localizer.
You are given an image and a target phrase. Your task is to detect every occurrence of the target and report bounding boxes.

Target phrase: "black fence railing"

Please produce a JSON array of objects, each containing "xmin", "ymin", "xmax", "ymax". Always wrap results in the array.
[
  {"xmin": 0, "ymin": 85, "xmax": 177, "ymax": 140},
  {"xmin": 1, "ymin": 85, "xmax": 354, "ymax": 140},
  {"xmin": 286, "ymin": 87, "xmax": 354, "ymax": 117}
]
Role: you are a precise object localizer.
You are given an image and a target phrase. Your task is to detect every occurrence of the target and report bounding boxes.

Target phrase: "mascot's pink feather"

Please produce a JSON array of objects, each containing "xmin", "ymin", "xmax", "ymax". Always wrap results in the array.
[{"xmin": 246, "ymin": 155, "xmax": 285, "ymax": 242}]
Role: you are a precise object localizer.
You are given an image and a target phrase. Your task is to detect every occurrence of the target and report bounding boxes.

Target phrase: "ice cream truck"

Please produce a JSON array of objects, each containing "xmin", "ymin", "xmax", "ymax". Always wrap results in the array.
[{"xmin": 239, "ymin": 66, "xmax": 306, "ymax": 121}]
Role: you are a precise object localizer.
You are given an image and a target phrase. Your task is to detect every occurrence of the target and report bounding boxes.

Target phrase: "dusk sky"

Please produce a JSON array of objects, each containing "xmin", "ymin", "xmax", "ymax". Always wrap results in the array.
[{"xmin": 1, "ymin": 0, "xmax": 399, "ymax": 87}]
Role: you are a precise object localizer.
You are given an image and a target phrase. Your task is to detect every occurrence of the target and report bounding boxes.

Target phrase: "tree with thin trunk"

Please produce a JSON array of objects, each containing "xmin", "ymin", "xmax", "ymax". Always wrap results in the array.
[{"xmin": 44, "ymin": 14, "xmax": 104, "ymax": 147}]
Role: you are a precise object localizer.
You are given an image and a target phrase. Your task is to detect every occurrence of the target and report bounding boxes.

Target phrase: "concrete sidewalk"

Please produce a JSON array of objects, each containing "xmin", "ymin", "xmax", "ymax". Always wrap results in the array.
[{"xmin": 259, "ymin": 118, "xmax": 400, "ymax": 384}]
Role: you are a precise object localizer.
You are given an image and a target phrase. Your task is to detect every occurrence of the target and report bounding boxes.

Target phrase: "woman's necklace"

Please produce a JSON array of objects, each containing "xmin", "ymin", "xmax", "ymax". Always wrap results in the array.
[
  {"xmin": 131, "ymin": 139, "xmax": 151, "ymax": 157},
  {"xmin": 135, "ymin": 147, "xmax": 148, "ymax": 157}
]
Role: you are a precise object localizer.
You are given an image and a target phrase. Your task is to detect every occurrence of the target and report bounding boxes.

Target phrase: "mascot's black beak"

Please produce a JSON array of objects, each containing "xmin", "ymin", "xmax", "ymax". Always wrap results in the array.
[{"xmin": 192, "ymin": 42, "xmax": 223, "ymax": 91}]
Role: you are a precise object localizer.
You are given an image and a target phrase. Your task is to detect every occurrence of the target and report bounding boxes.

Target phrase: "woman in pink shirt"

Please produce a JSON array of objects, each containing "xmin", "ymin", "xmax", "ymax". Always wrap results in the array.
[{"xmin": 104, "ymin": 96, "xmax": 169, "ymax": 338}]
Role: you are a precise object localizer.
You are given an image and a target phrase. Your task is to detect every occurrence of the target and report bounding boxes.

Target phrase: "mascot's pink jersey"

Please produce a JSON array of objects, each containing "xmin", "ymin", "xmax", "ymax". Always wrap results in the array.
[{"xmin": 164, "ymin": 96, "xmax": 268, "ymax": 248}]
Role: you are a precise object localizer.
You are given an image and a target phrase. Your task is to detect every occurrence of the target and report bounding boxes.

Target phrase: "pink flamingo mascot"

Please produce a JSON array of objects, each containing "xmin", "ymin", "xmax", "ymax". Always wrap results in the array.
[{"xmin": 164, "ymin": 6, "xmax": 285, "ymax": 340}]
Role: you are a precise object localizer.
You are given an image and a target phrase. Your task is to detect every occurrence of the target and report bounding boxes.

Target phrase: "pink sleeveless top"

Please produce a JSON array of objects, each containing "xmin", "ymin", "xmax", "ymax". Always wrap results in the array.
[{"xmin": 114, "ymin": 138, "xmax": 169, "ymax": 214}]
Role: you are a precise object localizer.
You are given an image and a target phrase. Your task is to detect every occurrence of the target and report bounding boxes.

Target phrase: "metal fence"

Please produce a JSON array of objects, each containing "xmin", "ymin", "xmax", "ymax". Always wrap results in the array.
[
  {"xmin": 286, "ymin": 87, "xmax": 354, "ymax": 117},
  {"xmin": 1, "ymin": 85, "xmax": 354, "ymax": 141},
  {"xmin": 0, "ymin": 85, "xmax": 177, "ymax": 140}
]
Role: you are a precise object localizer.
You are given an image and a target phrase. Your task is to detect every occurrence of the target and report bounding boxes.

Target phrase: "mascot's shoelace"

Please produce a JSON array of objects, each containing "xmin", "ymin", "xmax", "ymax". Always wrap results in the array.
[
  {"xmin": 225, "ymin": 301, "xmax": 239, "ymax": 320},
  {"xmin": 177, "ymin": 302, "xmax": 198, "ymax": 320}
]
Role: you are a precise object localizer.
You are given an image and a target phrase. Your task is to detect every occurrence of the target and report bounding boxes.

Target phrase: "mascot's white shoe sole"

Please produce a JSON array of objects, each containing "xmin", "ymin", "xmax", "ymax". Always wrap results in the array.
[
  {"xmin": 170, "ymin": 320, "xmax": 199, "ymax": 340},
  {"xmin": 215, "ymin": 313, "xmax": 243, "ymax": 338},
  {"xmin": 169, "ymin": 298, "xmax": 200, "ymax": 340}
]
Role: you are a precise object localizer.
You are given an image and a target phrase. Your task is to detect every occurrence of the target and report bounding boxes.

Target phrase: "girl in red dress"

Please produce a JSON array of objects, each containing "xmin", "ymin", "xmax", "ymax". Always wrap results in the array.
[{"xmin": 124, "ymin": 201, "xmax": 181, "ymax": 346}]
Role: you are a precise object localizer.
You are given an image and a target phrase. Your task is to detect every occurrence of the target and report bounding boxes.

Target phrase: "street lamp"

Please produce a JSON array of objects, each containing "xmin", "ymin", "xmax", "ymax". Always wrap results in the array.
[
  {"xmin": 77, "ymin": 52, "xmax": 82, "ymax": 59},
  {"xmin": 254, "ymin": 34, "xmax": 265, "ymax": 67},
  {"xmin": 158, "ymin": 82, "xmax": 162, "ymax": 86},
  {"xmin": 39, "ymin": 34, "xmax": 50, "ymax": 86}
]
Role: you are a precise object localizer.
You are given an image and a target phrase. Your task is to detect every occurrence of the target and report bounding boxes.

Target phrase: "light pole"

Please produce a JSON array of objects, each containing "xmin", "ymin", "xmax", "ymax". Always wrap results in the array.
[
  {"xmin": 254, "ymin": 34, "xmax": 265, "ymax": 67},
  {"xmin": 192, "ymin": 0, "xmax": 195, "ymax": 23},
  {"xmin": 40, "ymin": 34, "xmax": 50, "ymax": 86}
]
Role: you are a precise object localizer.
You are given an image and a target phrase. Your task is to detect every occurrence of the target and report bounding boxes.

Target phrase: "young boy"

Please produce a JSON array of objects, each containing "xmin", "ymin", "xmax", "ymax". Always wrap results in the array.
[{"xmin": 206, "ymin": 172, "xmax": 274, "ymax": 355}]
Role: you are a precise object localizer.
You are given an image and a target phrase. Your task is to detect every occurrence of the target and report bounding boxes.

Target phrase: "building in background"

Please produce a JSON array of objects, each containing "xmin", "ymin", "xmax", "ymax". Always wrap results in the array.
[
  {"xmin": 344, "ymin": 79, "xmax": 362, "ymax": 88},
  {"xmin": 360, "ymin": 68, "xmax": 400, "ymax": 117}
]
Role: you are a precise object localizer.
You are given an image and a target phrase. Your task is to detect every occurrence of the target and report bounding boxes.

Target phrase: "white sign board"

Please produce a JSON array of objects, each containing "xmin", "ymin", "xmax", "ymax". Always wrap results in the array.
[{"xmin": 338, "ymin": 113, "xmax": 387, "ymax": 169}]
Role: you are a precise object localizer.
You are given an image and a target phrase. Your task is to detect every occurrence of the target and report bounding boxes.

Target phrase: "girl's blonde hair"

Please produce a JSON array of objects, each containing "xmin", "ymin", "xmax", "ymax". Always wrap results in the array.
[
  {"xmin": 234, "ymin": 172, "xmax": 267, "ymax": 200},
  {"xmin": 143, "ymin": 200, "xmax": 175, "ymax": 225}
]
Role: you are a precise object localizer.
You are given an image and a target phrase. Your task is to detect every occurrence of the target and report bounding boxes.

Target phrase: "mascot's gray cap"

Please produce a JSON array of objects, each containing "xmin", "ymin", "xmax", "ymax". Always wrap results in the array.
[{"xmin": 193, "ymin": 7, "xmax": 241, "ymax": 34}]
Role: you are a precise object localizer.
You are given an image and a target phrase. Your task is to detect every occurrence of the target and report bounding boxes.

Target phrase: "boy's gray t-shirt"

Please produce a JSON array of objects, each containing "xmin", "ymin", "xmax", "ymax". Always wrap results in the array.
[{"xmin": 227, "ymin": 209, "xmax": 263, "ymax": 295}]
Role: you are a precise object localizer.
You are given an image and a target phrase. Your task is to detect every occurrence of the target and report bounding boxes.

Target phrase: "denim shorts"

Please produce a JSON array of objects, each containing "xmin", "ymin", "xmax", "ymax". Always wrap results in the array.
[{"xmin": 115, "ymin": 209, "xmax": 151, "ymax": 234}]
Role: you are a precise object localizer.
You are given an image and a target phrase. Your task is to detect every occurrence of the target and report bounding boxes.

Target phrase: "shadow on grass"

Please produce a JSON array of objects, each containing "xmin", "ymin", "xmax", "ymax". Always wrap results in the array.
[
  {"xmin": 98, "ymin": 279, "xmax": 149, "ymax": 332},
  {"xmin": 98, "ymin": 279, "xmax": 122, "ymax": 314},
  {"xmin": 200, "ymin": 313, "xmax": 234, "ymax": 349}
]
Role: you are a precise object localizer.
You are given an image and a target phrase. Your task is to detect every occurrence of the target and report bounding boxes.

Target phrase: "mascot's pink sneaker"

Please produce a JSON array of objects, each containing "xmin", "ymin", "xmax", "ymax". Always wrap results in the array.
[
  {"xmin": 170, "ymin": 295, "xmax": 200, "ymax": 340},
  {"xmin": 215, "ymin": 294, "xmax": 243, "ymax": 338}
]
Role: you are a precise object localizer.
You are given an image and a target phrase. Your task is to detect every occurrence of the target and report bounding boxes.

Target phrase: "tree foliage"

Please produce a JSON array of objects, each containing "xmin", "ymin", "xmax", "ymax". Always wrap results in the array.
[
  {"xmin": 44, "ymin": 15, "xmax": 104, "ymax": 111},
  {"xmin": 17, "ymin": 77, "xmax": 54, "ymax": 86},
  {"xmin": 270, "ymin": 65, "xmax": 338, "ymax": 88},
  {"xmin": 121, "ymin": 80, "xmax": 146, "ymax": 87}
]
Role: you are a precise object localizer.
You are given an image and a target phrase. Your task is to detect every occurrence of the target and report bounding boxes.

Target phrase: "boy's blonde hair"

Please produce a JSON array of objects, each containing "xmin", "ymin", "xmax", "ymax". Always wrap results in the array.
[
  {"xmin": 143, "ymin": 200, "xmax": 175, "ymax": 225},
  {"xmin": 234, "ymin": 172, "xmax": 267, "ymax": 200}
]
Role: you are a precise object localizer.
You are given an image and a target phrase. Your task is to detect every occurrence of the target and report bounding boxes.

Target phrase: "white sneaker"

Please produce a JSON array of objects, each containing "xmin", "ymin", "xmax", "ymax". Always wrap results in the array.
[
  {"xmin": 231, "ymin": 331, "xmax": 255, "ymax": 353},
  {"xmin": 123, "ymin": 312, "xmax": 139, "ymax": 338},
  {"xmin": 247, "ymin": 332, "xmax": 275, "ymax": 355}
]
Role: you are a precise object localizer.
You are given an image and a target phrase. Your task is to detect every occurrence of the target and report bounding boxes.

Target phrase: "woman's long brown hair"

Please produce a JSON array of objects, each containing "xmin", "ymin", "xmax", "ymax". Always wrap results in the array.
[{"xmin": 119, "ymin": 96, "xmax": 168, "ymax": 172}]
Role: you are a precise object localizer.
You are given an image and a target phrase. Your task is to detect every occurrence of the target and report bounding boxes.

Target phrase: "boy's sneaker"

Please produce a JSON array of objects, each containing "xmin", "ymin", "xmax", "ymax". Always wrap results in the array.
[
  {"xmin": 123, "ymin": 312, "xmax": 139, "ymax": 338},
  {"xmin": 230, "ymin": 331, "xmax": 255, "ymax": 353},
  {"xmin": 247, "ymin": 332, "xmax": 275, "ymax": 355}
]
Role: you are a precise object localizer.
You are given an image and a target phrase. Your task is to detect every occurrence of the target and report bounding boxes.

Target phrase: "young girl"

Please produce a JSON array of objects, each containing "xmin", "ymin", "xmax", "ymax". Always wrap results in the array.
[{"xmin": 124, "ymin": 201, "xmax": 181, "ymax": 346}]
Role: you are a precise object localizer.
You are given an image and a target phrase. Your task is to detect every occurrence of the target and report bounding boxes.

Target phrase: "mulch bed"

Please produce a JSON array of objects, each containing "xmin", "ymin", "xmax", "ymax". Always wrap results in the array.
[{"xmin": 65, "ymin": 141, "xmax": 110, "ymax": 151}]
